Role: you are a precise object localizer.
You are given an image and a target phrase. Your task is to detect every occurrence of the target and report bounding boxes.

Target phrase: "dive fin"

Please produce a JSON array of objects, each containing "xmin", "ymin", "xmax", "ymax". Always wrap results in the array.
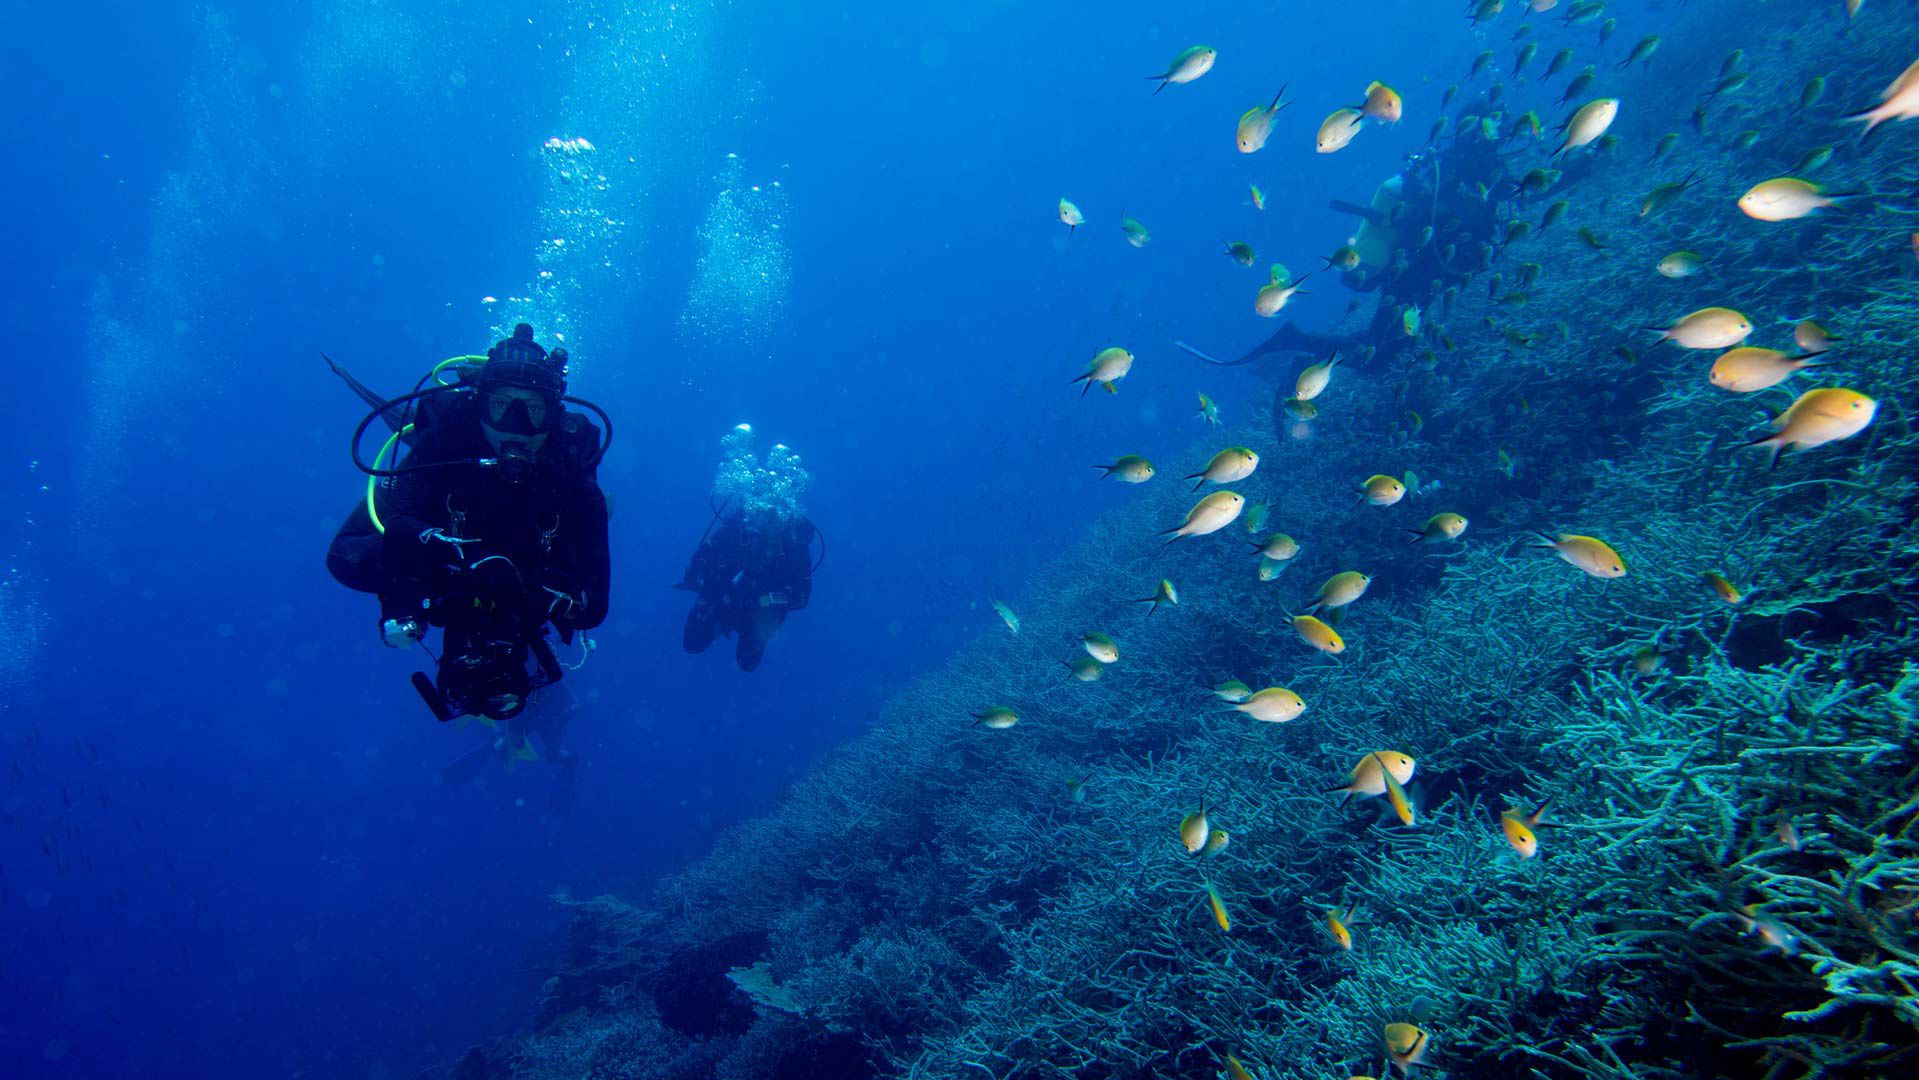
[
  {"xmin": 326, "ymin": 354, "xmax": 408, "ymax": 435},
  {"xmin": 1328, "ymin": 199, "xmax": 1385, "ymax": 225}
]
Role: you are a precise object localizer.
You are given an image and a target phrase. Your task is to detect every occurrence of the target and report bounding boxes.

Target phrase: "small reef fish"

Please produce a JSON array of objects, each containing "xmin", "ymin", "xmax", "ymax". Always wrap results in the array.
[
  {"xmin": 1196, "ymin": 392, "xmax": 1220, "ymax": 426},
  {"xmin": 1709, "ymin": 347, "xmax": 1821, "ymax": 393},
  {"xmin": 1409, "ymin": 512, "xmax": 1468, "ymax": 544},
  {"xmin": 1218, "ymin": 1051, "xmax": 1254, "ymax": 1080},
  {"xmin": 1066, "ymin": 774, "xmax": 1092, "ymax": 803},
  {"xmin": 1242, "ymin": 501, "xmax": 1269, "ymax": 532},
  {"xmin": 1237, "ymin": 86, "xmax": 1292, "ymax": 153},
  {"xmin": 1329, "ymin": 751, "xmax": 1416, "ymax": 804},
  {"xmin": 1180, "ymin": 799, "xmax": 1211, "ymax": 853},
  {"xmin": 1324, "ymin": 245, "xmax": 1362, "ymax": 271},
  {"xmin": 1305, "ymin": 571, "xmax": 1371, "ymax": 614},
  {"xmin": 1234, "ymin": 686, "xmax": 1306, "ymax": 722},
  {"xmin": 1640, "ymin": 172, "xmax": 1701, "ymax": 218},
  {"xmin": 1794, "ymin": 320, "xmax": 1837, "ymax": 354},
  {"xmin": 1071, "ymin": 347, "xmax": 1134, "ymax": 396},
  {"xmin": 1137, "ymin": 578, "xmax": 1179, "ymax": 616},
  {"xmin": 1252, "ymin": 533, "xmax": 1300, "ymax": 561},
  {"xmin": 1293, "ymin": 614, "xmax": 1345, "ymax": 655},
  {"xmin": 1361, "ymin": 474, "xmax": 1408, "ymax": 506},
  {"xmin": 1255, "ymin": 268, "xmax": 1311, "ymax": 317},
  {"xmin": 1376, "ymin": 753, "xmax": 1415, "ymax": 825},
  {"xmin": 1249, "ymin": 183, "xmax": 1265, "ymax": 210},
  {"xmin": 1120, "ymin": 216, "xmax": 1150, "ymax": 248},
  {"xmin": 1649, "ymin": 307, "xmax": 1752, "ymax": 349},
  {"xmin": 1202, "ymin": 830, "xmax": 1230, "ymax": 858},
  {"xmin": 1617, "ymin": 35, "xmax": 1660, "ymax": 70},
  {"xmin": 1737, "ymin": 905, "xmax": 1798, "ymax": 956},
  {"xmin": 1211, "ymin": 679, "xmax": 1253, "ymax": 703},
  {"xmin": 1257, "ymin": 557, "xmax": 1289, "ymax": 582},
  {"xmin": 1738, "ymin": 177, "xmax": 1861, "ymax": 222},
  {"xmin": 1703, "ymin": 572, "xmax": 1744, "ymax": 605},
  {"xmin": 1846, "ymin": 55, "xmax": 1919, "ymax": 134},
  {"xmin": 1224, "ymin": 240, "xmax": 1257, "ymax": 266},
  {"xmin": 1160, "ymin": 491, "xmax": 1245, "ymax": 542},
  {"xmin": 1501, "ymin": 799, "xmax": 1552, "ymax": 859},
  {"xmin": 1656, "ymin": 250, "xmax": 1706, "ymax": 279},
  {"xmin": 1317, "ymin": 108, "xmax": 1365, "ymax": 153},
  {"xmin": 1147, "ymin": 45, "xmax": 1216, "ymax": 94},
  {"xmin": 1555, "ymin": 98, "xmax": 1619, "ymax": 157},
  {"xmin": 1748, "ymin": 387, "xmax": 1877, "ymax": 465},
  {"xmin": 1327, "ymin": 907, "xmax": 1355, "ymax": 950},
  {"xmin": 1385, "ymin": 1023, "xmax": 1430, "ymax": 1073},
  {"xmin": 1063, "ymin": 656, "xmax": 1104, "ymax": 682},
  {"xmin": 1094, "ymin": 455, "xmax": 1156, "ymax": 483},
  {"xmin": 1058, "ymin": 198, "xmax": 1084, "ymax": 231},
  {"xmin": 1186, "ymin": 447, "xmax": 1259, "ymax": 491},
  {"xmin": 1294, "ymin": 352, "xmax": 1341, "ymax": 400},
  {"xmin": 1357, "ymin": 81, "xmax": 1403, "ymax": 124},
  {"xmin": 990, "ymin": 599, "xmax": 1019, "ymax": 634},
  {"xmin": 972, "ymin": 706, "xmax": 1018, "ymax": 730},
  {"xmin": 1205, "ymin": 881, "xmax": 1231, "ymax": 932},
  {"xmin": 1082, "ymin": 632, "xmax": 1119, "ymax": 664},
  {"xmin": 1536, "ymin": 532, "xmax": 1627, "ymax": 578}
]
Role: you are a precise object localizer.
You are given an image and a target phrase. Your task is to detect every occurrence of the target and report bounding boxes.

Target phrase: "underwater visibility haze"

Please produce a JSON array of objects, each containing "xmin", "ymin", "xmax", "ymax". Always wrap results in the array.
[{"xmin": 4, "ymin": 0, "xmax": 1919, "ymax": 1077}]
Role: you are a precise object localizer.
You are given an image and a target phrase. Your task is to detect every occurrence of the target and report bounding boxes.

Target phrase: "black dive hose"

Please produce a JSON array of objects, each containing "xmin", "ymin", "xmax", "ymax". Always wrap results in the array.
[{"xmin": 350, "ymin": 386, "xmax": 615, "ymax": 478}]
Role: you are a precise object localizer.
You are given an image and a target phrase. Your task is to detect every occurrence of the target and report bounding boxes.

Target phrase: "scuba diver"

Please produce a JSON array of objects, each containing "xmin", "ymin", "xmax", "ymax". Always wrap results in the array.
[
  {"xmin": 327, "ymin": 324, "xmax": 612, "ymax": 805},
  {"xmin": 675, "ymin": 425, "xmax": 821, "ymax": 673}
]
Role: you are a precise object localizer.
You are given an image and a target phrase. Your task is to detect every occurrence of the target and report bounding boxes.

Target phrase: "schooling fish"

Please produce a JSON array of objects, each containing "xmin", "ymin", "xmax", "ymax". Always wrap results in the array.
[
  {"xmin": 1252, "ymin": 533, "xmax": 1300, "ymax": 561},
  {"xmin": 1376, "ymin": 754, "xmax": 1416, "ymax": 826},
  {"xmin": 1794, "ymin": 320, "xmax": 1837, "ymax": 354},
  {"xmin": 1846, "ymin": 56, "xmax": 1919, "ymax": 134},
  {"xmin": 1120, "ymin": 215, "xmax": 1150, "ymax": 248},
  {"xmin": 1205, "ymin": 881, "xmax": 1231, "ymax": 932},
  {"xmin": 1147, "ymin": 45, "xmax": 1216, "ymax": 94},
  {"xmin": 1329, "ymin": 751, "xmax": 1416, "ymax": 804},
  {"xmin": 1649, "ymin": 307, "xmax": 1752, "ymax": 349},
  {"xmin": 1186, "ymin": 448, "xmax": 1259, "ymax": 491},
  {"xmin": 1058, "ymin": 198, "xmax": 1084, "ymax": 231},
  {"xmin": 1211, "ymin": 679, "xmax": 1253, "ymax": 703},
  {"xmin": 1082, "ymin": 632, "xmax": 1119, "ymax": 664},
  {"xmin": 1063, "ymin": 656, "xmax": 1103, "ymax": 682},
  {"xmin": 1361, "ymin": 474, "xmax": 1407, "ymax": 506},
  {"xmin": 972, "ymin": 706, "xmax": 1018, "ymax": 730},
  {"xmin": 1357, "ymin": 81, "xmax": 1403, "ymax": 124},
  {"xmin": 1179, "ymin": 798, "xmax": 1211, "ymax": 853},
  {"xmin": 1196, "ymin": 392, "xmax": 1220, "ymax": 426},
  {"xmin": 1536, "ymin": 532, "xmax": 1627, "ymax": 578},
  {"xmin": 1305, "ymin": 571, "xmax": 1371, "ymax": 614},
  {"xmin": 1237, "ymin": 86, "xmax": 1292, "ymax": 153},
  {"xmin": 1071, "ymin": 346, "xmax": 1134, "ymax": 396},
  {"xmin": 1501, "ymin": 799, "xmax": 1552, "ymax": 859},
  {"xmin": 1709, "ymin": 347, "xmax": 1821, "ymax": 393},
  {"xmin": 1326, "ymin": 906, "xmax": 1356, "ymax": 950},
  {"xmin": 1224, "ymin": 240, "xmax": 1257, "ymax": 267},
  {"xmin": 1094, "ymin": 455, "xmax": 1156, "ymax": 483},
  {"xmin": 1294, "ymin": 352, "xmax": 1341, "ymax": 400},
  {"xmin": 1656, "ymin": 250, "xmax": 1706, "ymax": 278},
  {"xmin": 1234, "ymin": 686, "xmax": 1306, "ymax": 722},
  {"xmin": 990, "ymin": 599, "xmax": 1020, "ymax": 634},
  {"xmin": 1317, "ymin": 108, "xmax": 1365, "ymax": 153},
  {"xmin": 1703, "ymin": 572, "xmax": 1744, "ymax": 605},
  {"xmin": 1409, "ymin": 512, "xmax": 1468, "ymax": 544},
  {"xmin": 1293, "ymin": 615, "xmax": 1345, "ymax": 655},
  {"xmin": 1747, "ymin": 387, "xmax": 1877, "ymax": 465},
  {"xmin": 1555, "ymin": 98, "xmax": 1619, "ymax": 158},
  {"xmin": 1136, "ymin": 578, "xmax": 1179, "ymax": 615},
  {"xmin": 1255, "ymin": 269, "xmax": 1311, "ymax": 317},
  {"xmin": 1160, "ymin": 491, "xmax": 1244, "ymax": 541},
  {"xmin": 1737, "ymin": 177, "xmax": 1863, "ymax": 222}
]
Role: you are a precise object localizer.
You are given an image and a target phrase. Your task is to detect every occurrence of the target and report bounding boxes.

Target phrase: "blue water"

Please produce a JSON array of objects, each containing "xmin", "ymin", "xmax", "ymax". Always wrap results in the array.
[{"xmin": 2, "ymin": 1, "xmax": 1678, "ymax": 1075}]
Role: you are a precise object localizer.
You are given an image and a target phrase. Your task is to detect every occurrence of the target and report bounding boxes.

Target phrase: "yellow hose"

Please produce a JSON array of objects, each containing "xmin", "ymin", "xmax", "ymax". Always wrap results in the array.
[{"xmin": 366, "ymin": 424, "xmax": 414, "ymax": 534}]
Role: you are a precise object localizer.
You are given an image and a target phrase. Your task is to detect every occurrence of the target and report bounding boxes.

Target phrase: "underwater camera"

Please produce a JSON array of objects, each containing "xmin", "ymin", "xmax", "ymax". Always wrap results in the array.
[{"xmin": 412, "ymin": 613, "xmax": 566, "ymax": 724}]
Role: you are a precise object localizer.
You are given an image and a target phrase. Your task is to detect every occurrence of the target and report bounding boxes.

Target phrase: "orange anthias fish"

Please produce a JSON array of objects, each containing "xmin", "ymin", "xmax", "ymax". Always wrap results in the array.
[
  {"xmin": 1703, "ymin": 572, "xmax": 1744, "ymax": 605},
  {"xmin": 1327, "ymin": 906, "xmax": 1355, "ymax": 950},
  {"xmin": 1376, "ymin": 752, "xmax": 1416, "ymax": 826},
  {"xmin": 1501, "ymin": 799, "xmax": 1553, "ymax": 859}
]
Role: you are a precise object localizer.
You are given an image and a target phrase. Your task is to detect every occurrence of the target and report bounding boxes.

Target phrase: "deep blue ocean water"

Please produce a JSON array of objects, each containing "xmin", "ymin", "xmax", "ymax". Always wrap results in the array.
[{"xmin": 0, "ymin": 1, "xmax": 1709, "ymax": 1075}]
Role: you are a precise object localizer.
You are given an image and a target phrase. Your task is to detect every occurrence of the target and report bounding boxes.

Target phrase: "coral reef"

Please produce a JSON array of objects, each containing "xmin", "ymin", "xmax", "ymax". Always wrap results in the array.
[{"xmin": 471, "ymin": 3, "xmax": 1917, "ymax": 1077}]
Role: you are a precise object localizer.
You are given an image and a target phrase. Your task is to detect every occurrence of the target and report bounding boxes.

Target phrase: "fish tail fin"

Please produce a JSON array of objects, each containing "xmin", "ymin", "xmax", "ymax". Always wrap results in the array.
[
  {"xmin": 1531, "ymin": 796, "xmax": 1555, "ymax": 826},
  {"xmin": 1530, "ymin": 529, "xmax": 1559, "ymax": 548},
  {"xmin": 1406, "ymin": 530, "xmax": 1426, "ymax": 544},
  {"xmin": 1844, "ymin": 106, "xmax": 1886, "ymax": 136},
  {"xmin": 1271, "ymin": 83, "xmax": 1290, "ymax": 110},
  {"xmin": 1092, "ymin": 464, "xmax": 1112, "ymax": 477},
  {"xmin": 1149, "ymin": 77, "xmax": 1167, "ymax": 94},
  {"xmin": 1745, "ymin": 432, "xmax": 1785, "ymax": 469}
]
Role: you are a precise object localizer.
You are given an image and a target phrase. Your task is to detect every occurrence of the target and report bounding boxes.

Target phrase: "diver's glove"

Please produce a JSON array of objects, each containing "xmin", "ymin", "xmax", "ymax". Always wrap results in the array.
[{"xmin": 381, "ymin": 617, "xmax": 424, "ymax": 648}]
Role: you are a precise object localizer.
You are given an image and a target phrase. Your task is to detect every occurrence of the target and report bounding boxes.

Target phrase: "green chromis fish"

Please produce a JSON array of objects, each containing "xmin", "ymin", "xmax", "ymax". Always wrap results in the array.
[
  {"xmin": 1094, "ymin": 455, "xmax": 1156, "ymax": 483},
  {"xmin": 1147, "ymin": 45, "xmax": 1217, "ymax": 94},
  {"xmin": 1211, "ymin": 679, "xmax": 1253, "ymax": 703},
  {"xmin": 1257, "ymin": 556, "xmax": 1289, "ymax": 582},
  {"xmin": 1649, "ymin": 132, "xmax": 1679, "ymax": 161},
  {"xmin": 1058, "ymin": 198, "xmax": 1083, "ymax": 231},
  {"xmin": 972, "ymin": 706, "xmax": 1018, "ymax": 729},
  {"xmin": 1640, "ymin": 171, "xmax": 1702, "ymax": 218},
  {"xmin": 1224, "ymin": 240, "xmax": 1256, "ymax": 267},
  {"xmin": 1798, "ymin": 76, "xmax": 1826, "ymax": 114},
  {"xmin": 1617, "ymin": 35, "xmax": 1659, "ymax": 70},
  {"xmin": 1196, "ymin": 392, "xmax": 1220, "ymax": 426},
  {"xmin": 1242, "ymin": 501, "xmax": 1269, "ymax": 533},
  {"xmin": 1120, "ymin": 216, "xmax": 1150, "ymax": 248},
  {"xmin": 1237, "ymin": 86, "xmax": 1292, "ymax": 153},
  {"xmin": 1072, "ymin": 346, "xmax": 1134, "ymax": 397},
  {"xmin": 1249, "ymin": 183, "xmax": 1266, "ymax": 210},
  {"xmin": 1543, "ymin": 48, "xmax": 1573, "ymax": 81},
  {"xmin": 990, "ymin": 599, "xmax": 1019, "ymax": 634},
  {"xmin": 1656, "ymin": 250, "xmax": 1705, "ymax": 278},
  {"xmin": 1136, "ymin": 578, "xmax": 1178, "ymax": 615},
  {"xmin": 1082, "ymin": 632, "xmax": 1119, "ymax": 664},
  {"xmin": 1793, "ymin": 146, "xmax": 1834, "ymax": 174},
  {"xmin": 1540, "ymin": 200, "xmax": 1569, "ymax": 230},
  {"xmin": 1577, "ymin": 226, "xmax": 1608, "ymax": 251},
  {"xmin": 1063, "ymin": 656, "xmax": 1104, "ymax": 682}
]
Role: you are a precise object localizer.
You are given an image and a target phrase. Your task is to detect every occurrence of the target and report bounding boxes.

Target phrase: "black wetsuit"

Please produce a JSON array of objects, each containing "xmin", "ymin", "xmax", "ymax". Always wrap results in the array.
[
  {"xmin": 327, "ymin": 392, "xmax": 610, "ymax": 641},
  {"xmin": 679, "ymin": 516, "xmax": 814, "ymax": 672}
]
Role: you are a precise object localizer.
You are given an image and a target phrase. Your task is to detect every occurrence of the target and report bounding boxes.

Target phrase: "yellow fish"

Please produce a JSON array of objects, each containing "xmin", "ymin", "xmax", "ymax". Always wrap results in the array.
[
  {"xmin": 1294, "ymin": 351, "xmax": 1341, "ymax": 401},
  {"xmin": 1202, "ymin": 829, "xmax": 1230, "ymax": 858},
  {"xmin": 1384, "ymin": 1023, "xmax": 1430, "ymax": 1073},
  {"xmin": 1327, "ymin": 906, "xmax": 1355, "ymax": 950},
  {"xmin": 1656, "ymin": 250, "xmax": 1705, "ymax": 279},
  {"xmin": 1748, "ymin": 387, "xmax": 1877, "ymax": 466},
  {"xmin": 1057, "ymin": 198, "xmax": 1084, "ymax": 231},
  {"xmin": 1237, "ymin": 86, "xmax": 1292, "ymax": 153},
  {"xmin": 1409, "ymin": 512, "xmax": 1468, "ymax": 544},
  {"xmin": 1233, "ymin": 686, "xmax": 1306, "ymax": 722},
  {"xmin": 1649, "ymin": 307, "xmax": 1752, "ymax": 349},
  {"xmin": 1137, "ymin": 578, "xmax": 1179, "ymax": 615},
  {"xmin": 1376, "ymin": 752, "xmax": 1415, "ymax": 825},
  {"xmin": 1255, "ymin": 268, "xmax": 1311, "ymax": 317},
  {"xmin": 972, "ymin": 706, "xmax": 1018, "ymax": 730},
  {"xmin": 1093, "ymin": 455, "xmax": 1156, "ymax": 483},
  {"xmin": 1063, "ymin": 656, "xmax": 1104, "ymax": 682},
  {"xmin": 1179, "ymin": 798, "xmax": 1210, "ymax": 853},
  {"xmin": 1185, "ymin": 447, "xmax": 1259, "ymax": 491},
  {"xmin": 1554, "ymin": 98, "xmax": 1618, "ymax": 158},
  {"xmin": 1071, "ymin": 346, "xmax": 1134, "ymax": 396},
  {"xmin": 1293, "ymin": 615, "xmax": 1345, "ymax": 655},
  {"xmin": 1501, "ymin": 798, "xmax": 1552, "ymax": 859},
  {"xmin": 1328, "ymin": 751, "xmax": 1416, "ymax": 804},
  {"xmin": 1536, "ymin": 532, "xmax": 1627, "ymax": 578},
  {"xmin": 1361, "ymin": 474, "xmax": 1407, "ymax": 506},
  {"xmin": 1357, "ymin": 81, "xmax": 1403, "ymax": 124},
  {"xmin": 1703, "ymin": 572, "xmax": 1743, "ymax": 605},
  {"xmin": 1147, "ymin": 45, "xmax": 1216, "ymax": 94},
  {"xmin": 1205, "ymin": 881, "xmax": 1232, "ymax": 932},
  {"xmin": 1305, "ymin": 570, "xmax": 1371, "ymax": 614},
  {"xmin": 1317, "ymin": 107, "xmax": 1365, "ymax": 153},
  {"xmin": 1709, "ymin": 347, "xmax": 1821, "ymax": 393},
  {"xmin": 1160, "ymin": 491, "xmax": 1245, "ymax": 541},
  {"xmin": 1794, "ymin": 320, "xmax": 1837, "ymax": 355},
  {"xmin": 1252, "ymin": 533, "xmax": 1300, "ymax": 561},
  {"xmin": 1737, "ymin": 177, "xmax": 1862, "ymax": 222},
  {"xmin": 1082, "ymin": 632, "xmax": 1119, "ymax": 663}
]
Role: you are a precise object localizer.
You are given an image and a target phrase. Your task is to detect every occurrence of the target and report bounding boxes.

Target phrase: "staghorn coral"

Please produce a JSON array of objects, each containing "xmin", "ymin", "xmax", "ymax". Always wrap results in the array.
[{"xmin": 479, "ymin": 3, "xmax": 1919, "ymax": 1078}]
